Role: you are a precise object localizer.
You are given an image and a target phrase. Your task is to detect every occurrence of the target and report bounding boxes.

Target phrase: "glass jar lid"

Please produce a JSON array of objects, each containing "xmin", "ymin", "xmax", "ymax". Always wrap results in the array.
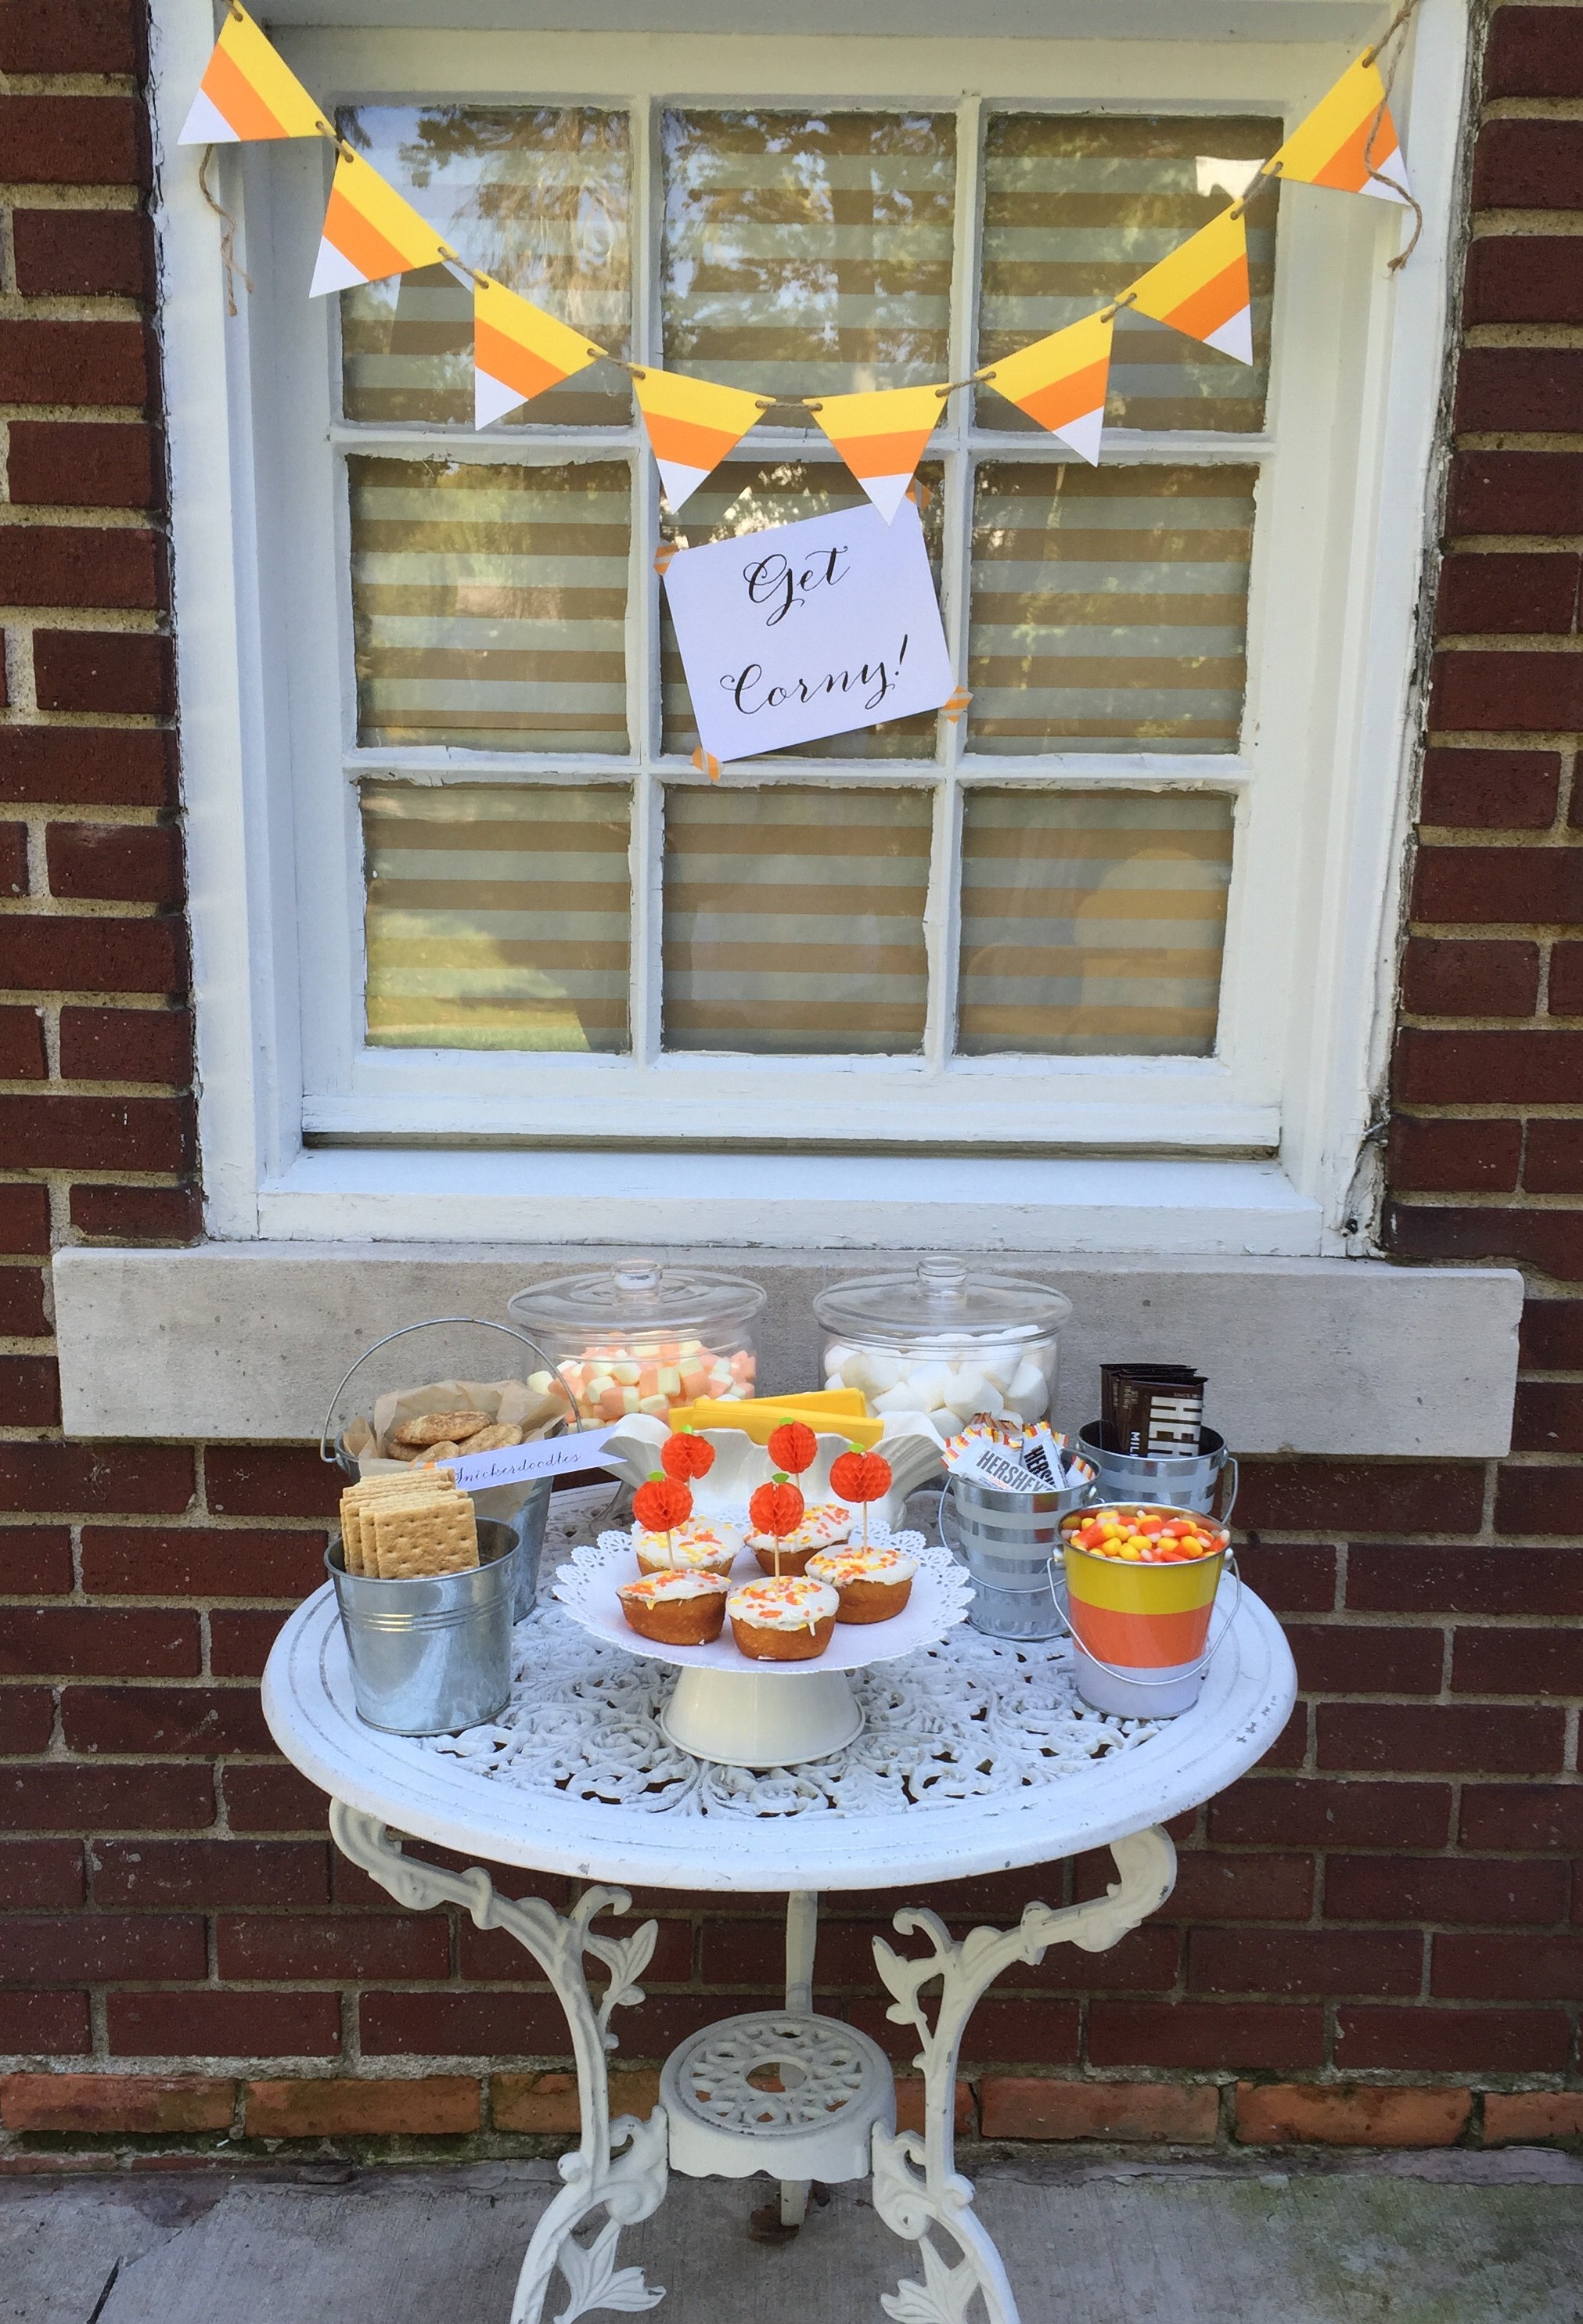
[
  {"xmin": 813, "ymin": 1255, "xmax": 1072, "ymax": 1348},
  {"xmin": 509, "ymin": 1259, "xmax": 765, "ymax": 1345}
]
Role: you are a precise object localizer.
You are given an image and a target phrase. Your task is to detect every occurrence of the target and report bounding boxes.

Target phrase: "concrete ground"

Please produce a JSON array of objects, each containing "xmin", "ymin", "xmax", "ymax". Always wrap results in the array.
[{"xmin": 5, "ymin": 2150, "xmax": 1581, "ymax": 2324}]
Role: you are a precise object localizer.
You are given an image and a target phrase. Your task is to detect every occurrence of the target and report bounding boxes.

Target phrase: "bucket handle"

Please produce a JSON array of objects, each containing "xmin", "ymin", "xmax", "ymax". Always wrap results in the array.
[
  {"xmin": 1218, "ymin": 1454, "xmax": 1239, "ymax": 1527},
  {"xmin": 318, "ymin": 1317, "xmax": 582, "ymax": 1469},
  {"xmin": 1053, "ymin": 1547, "xmax": 1243, "ymax": 1691}
]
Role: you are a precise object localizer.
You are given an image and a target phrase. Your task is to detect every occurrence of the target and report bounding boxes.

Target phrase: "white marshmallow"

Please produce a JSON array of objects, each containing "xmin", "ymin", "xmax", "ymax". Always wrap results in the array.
[{"xmin": 872, "ymin": 1381, "xmax": 927, "ymax": 1415}]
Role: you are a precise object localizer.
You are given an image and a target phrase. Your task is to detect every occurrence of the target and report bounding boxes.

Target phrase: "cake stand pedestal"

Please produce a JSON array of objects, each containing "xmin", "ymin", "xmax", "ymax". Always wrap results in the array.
[{"xmin": 660, "ymin": 1666, "xmax": 863, "ymax": 1765}]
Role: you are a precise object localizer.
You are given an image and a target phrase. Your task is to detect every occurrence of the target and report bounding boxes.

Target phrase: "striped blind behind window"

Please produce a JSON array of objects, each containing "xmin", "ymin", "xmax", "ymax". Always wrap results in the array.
[
  {"xmin": 958, "ymin": 791, "xmax": 1233, "ymax": 1056},
  {"xmin": 339, "ymin": 106, "xmax": 631, "ymax": 428},
  {"xmin": 663, "ymin": 787, "xmax": 931, "ymax": 1054},
  {"xmin": 362, "ymin": 782, "xmax": 631, "ymax": 1052},
  {"xmin": 662, "ymin": 112, "xmax": 955, "ymax": 402},
  {"xmin": 977, "ymin": 115, "xmax": 1279, "ymax": 434},
  {"xmin": 660, "ymin": 462, "xmax": 944, "ymax": 761},
  {"xmin": 968, "ymin": 464, "xmax": 1257, "ymax": 754},
  {"xmin": 347, "ymin": 459, "xmax": 631, "ymax": 753}
]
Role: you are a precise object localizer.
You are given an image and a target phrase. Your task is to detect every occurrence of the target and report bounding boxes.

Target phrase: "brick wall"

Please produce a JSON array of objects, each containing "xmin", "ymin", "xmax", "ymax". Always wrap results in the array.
[{"xmin": 0, "ymin": 2, "xmax": 1581, "ymax": 2168}]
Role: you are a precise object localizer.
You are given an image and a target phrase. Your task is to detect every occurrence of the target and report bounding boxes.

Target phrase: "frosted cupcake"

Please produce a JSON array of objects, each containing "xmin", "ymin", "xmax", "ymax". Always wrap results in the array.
[
  {"xmin": 617, "ymin": 1568, "xmax": 729, "ymax": 1646},
  {"xmin": 725, "ymin": 1575, "xmax": 839, "ymax": 1662},
  {"xmin": 632, "ymin": 1516, "xmax": 741, "ymax": 1578},
  {"xmin": 746, "ymin": 1501, "xmax": 854, "ymax": 1576},
  {"xmin": 805, "ymin": 1545, "xmax": 917, "ymax": 1624}
]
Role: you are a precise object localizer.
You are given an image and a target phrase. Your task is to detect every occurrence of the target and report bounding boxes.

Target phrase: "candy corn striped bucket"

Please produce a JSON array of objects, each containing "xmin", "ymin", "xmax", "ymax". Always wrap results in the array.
[{"xmin": 1058, "ymin": 1502, "xmax": 1237, "ymax": 1717}]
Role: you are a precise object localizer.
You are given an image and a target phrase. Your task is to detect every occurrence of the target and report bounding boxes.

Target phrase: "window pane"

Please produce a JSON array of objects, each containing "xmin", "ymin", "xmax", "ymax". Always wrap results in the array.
[
  {"xmin": 347, "ymin": 458, "xmax": 630, "ymax": 753},
  {"xmin": 663, "ymin": 786, "xmax": 931, "ymax": 1055},
  {"xmin": 362, "ymin": 782, "xmax": 631, "ymax": 1052},
  {"xmin": 977, "ymin": 116, "xmax": 1279, "ymax": 434},
  {"xmin": 660, "ymin": 462, "xmax": 944, "ymax": 762},
  {"xmin": 661, "ymin": 110, "xmax": 955, "ymax": 402},
  {"xmin": 338, "ymin": 106, "xmax": 631, "ymax": 426},
  {"xmin": 957, "ymin": 790, "xmax": 1232, "ymax": 1057},
  {"xmin": 968, "ymin": 463, "xmax": 1256, "ymax": 756}
]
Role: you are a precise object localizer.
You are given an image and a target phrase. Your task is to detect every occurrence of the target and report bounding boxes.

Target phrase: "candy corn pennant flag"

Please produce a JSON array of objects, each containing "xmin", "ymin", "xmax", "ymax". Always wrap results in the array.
[
  {"xmin": 810, "ymin": 385, "xmax": 945, "ymax": 523},
  {"xmin": 1128, "ymin": 204, "xmax": 1253, "ymax": 365},
  {"xmin": 979, "ymin": 311, "xmax": 1113, "ymax": 465},
  {"xmin": 310, "ymin": 149, "xmax": 448, "ymax": 297},
  {"xmin": 1272, "ymin": 52, "xmax": 1412, "ymax": 204},
  {"xmin": 631, "ymin": 369, "xmax": 765, "ymax": 509},
  {"xmin": 473, "ymin": 277, "xmax": 605, "ymax": 427},
  {"xmin": 178, "ymin": 4, "xmax": 323, "ymax": 145}
]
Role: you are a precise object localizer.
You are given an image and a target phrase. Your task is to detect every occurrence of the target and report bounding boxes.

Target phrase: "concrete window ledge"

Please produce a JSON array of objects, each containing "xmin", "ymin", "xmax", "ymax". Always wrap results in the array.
[{"xmin": 52, "ymin": 1244, "xmax": 1524, "ymax": 1456}]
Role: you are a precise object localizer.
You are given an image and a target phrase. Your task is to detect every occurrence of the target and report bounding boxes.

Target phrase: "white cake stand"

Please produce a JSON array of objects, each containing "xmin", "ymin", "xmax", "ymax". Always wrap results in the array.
[{"xmin": 555, "ymin": 1527, "xmax": 972, "ymax": 1766}]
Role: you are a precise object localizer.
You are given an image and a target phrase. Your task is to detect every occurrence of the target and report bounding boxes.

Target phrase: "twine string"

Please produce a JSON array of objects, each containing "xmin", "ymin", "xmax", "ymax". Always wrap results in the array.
[
  {"xmin": 197, "ymin": 144, "xmax": 252, "ymax": 317},
  {"xmin": 1363, "ymin": 0, "xmax": 1426, "ymax": 270}
]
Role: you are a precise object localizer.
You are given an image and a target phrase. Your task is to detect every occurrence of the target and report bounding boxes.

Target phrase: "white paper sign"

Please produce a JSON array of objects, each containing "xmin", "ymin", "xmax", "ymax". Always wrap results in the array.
[
  {"xmin": 661, "ymin": 497, "xmax": 956, "ymax": 764},
  {"xmin": 430, "ymin": 1422, "xmax": 623, "ymax": 1495}
]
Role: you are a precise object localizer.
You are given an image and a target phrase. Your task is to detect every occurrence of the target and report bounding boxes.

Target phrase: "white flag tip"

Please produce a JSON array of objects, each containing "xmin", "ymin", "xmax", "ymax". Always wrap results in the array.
[
  {"xmin": 858, "ymin": 471, "xmax": 914, "ymax": 525},
  {"xmin": 179, "ymin": 88, "xmax": 238, "ymax": 146},
  {"xmin": 1052, "ymin": 403, "xmax": 1105, "ymax": 466},
  {"xmin": 308, "ymin": 238, "xmax": 368, "ymax": 298},
  {"xmin": 656, "ymin": 458, "xmax": 711, "ymax": 512},
  {"xmin": 1361, "ymin": 162, "xmax": 1412, "ymax": 206},
  {"xmin": 1203, "ymin": 306, "xmax": 1254, "ymax": 367},
  {"xmin": 473, "ymin": 369, "xmax": 524, "ymax": 430}
]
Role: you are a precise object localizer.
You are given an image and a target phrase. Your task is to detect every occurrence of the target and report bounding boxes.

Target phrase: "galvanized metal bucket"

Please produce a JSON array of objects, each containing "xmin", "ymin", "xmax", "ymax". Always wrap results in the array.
[
  {"xmin": 328, "ymin": 1516, "xmax": 518, "ymax": 1735},
  {"xmin": 1075, "ymin": 1423, "xmax": 1238, "ymax": 1523},
  {"xmin": 941, "ymin": 1469, "xmax": 1098, "ymax": 1640}
]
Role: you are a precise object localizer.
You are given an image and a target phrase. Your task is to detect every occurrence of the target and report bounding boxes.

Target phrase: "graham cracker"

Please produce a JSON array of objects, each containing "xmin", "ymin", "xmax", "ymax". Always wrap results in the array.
[{"xmin": 371, "ymin": 1494, "xmax": 479, "ymax": 1580}]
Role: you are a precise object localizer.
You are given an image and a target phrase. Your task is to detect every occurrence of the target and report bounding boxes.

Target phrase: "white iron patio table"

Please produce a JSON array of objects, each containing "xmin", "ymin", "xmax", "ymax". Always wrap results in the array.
[{"xmin": 262, "ymin": 1555, "xmax": 1295, "ymax": 2324}]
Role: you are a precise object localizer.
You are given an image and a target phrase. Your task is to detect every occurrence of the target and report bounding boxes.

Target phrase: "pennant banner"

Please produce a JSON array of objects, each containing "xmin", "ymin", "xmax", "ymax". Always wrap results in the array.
[
  {"xmin": 1273, "ymin": 54, "xmax": 1412, "ymax": 204},
  {"xmin": 473, "ymin": 277, "xmax": 604, "ymax": 428},
  {"xmin": 980, "ymin": 311, "xmax": 1114, "ymax": 465},
  {"xmin": 631, "ymin": 369, "xmax": 765, "ymax": 509},
  {"xmin": 178, "ymin": 3, "xmax": 322, "ymax": 146},
  {"xmin": 310, "ymin": 149, "xmax": 448, "ymax": 297},
  {"xmin": 808, "ymin": 384, "xmax": 945, "ymax": 523},
  {"xmin": 1128, "ymin": 203, "xmax": 1253, "ymax": 366}
]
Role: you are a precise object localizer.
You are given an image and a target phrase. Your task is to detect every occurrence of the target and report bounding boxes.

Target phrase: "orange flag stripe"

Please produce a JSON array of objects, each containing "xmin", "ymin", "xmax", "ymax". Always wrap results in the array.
[
  {"xmin": 835, "ymin": 423, "xmax": 939, "ymax": 481},
  {"xmin": 1311, "ymin": 108, "xmax": 1402, "ymax": 192},
  {"xmin": 322, "ymin": 185, "xmax": 413, "ymax": 286},
  {"xmin": 203, "ymin": 43, "xmax": 292, "ymax": 140},
  {"xmin": 641, "ymin": 410, "xmax": 750, "ymax": 469},
  {"xmin": 1153, "ymin": 251, "xmax": 1247, "ymax": 342},
  {"xmin": 473, "ymin": 318, "xmax": 574, "ymax": 402},
  {"xmin": 1014, "ymin": 357, "xmax": 1110, "ymax": 434}
]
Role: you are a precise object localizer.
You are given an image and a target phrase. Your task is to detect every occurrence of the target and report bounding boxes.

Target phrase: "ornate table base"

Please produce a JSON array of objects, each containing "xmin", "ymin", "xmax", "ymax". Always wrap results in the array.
[{"xmin": 329, "ymin": 1802, "xmax": 1175, "ymax": 2324}]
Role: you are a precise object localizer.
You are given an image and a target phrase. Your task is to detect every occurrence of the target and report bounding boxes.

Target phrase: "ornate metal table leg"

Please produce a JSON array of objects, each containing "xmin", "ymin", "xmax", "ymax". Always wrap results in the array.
[
  {"xmin": 779, "ymin": 1889, "xmax": 818, "ymax": 2230},
  {"xmin": 869, "ymin": 1826, "xmax": 1176, "ymax": 2324},
  {"xmin": 329, "ymin": 1803, "xmax": 668, "ymax": 2324}
]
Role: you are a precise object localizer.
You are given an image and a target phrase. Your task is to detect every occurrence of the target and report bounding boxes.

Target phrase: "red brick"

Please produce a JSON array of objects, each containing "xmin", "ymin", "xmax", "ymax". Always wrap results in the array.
[
  {"xmin": 0, "ymin": 1, "xmax": 142, "ymax": 74},
  {"xmin": 0, "ymin": 525, "xmax": 163, "ymax": 608},
  {"xmin": 0, "ymin": 1991, "xmax": 89, "ymax": 2054},
  {"xmin": 1284, "ymin": 1625, "xmax": 1443, "ymax": 1695},
  {"xmin": 1209, "ymin": 1542, "xmax": 1325, "ymax": 1617},
  {"xmin": 243, "ymin": 2077, "xmax": 480, "ymax": 2137},
  {"xmin": 219, "ymin": 1913, "xmax": 450, "ymax": 1982},
  {"xmin": 48, "ymin": 824, "xmax": 182, "ymax": 905},
  {"xmin": 979, "ymin": 1924, "xmax": 1178, "ymax": 1996},
  {"xmin": 1459, "ymin": 1784, "xmax": 1583, "ymax": 1851},
  {"xmin": 1473, "ymin": 119, "xmax": 1583, "ymax": 211},
  {"xmin": 1549, "ymin": 941, "xmax": 1583, "ymax": 1014},
  {"xmin": 1401, "ymin": 936, "xmax": 1541, "ymax": 1020},
  {"xmin": 1446, "ymin": 450, "xmax": 1583, "ymax": 538},
  {"xmin": 220, "ymin": 1763, "xmax": 329, "ymax": 1835},
  {"xmin": 1455, "ymin": 351, "xmax": 1583, "ymax": 437},
  {"xmin": 1209, "ymin": 1778, "xmax": 1451, "ymax": 1850},
  {"xmin": 473, "ymin": 1912, "xmax": 692, "ymax": 1984},
  {"xmin": 1519, "ymin": 1299, "xmax": 1583, "ymax": 1368},
  {"xmin": 1451, "ymin": 1624, "xmax": 1583, "ymax": 1696},
  {"xmin": 1514, "ymin": 1378, "xmax": 1583, "ymax": 1452},
  {"xmin": 59, "ymin": 1007, "xmax": 190, "ymax": 1086},
  {"xmin": 69, "ymin": 1184, "xmax": 202, "ymax": 1241},
  {"xmin": 0, "ymin": 1354, "xmax": 59, "ymax": 1426},
  {"xmin": 1496, "ymin": 1464, "xmax": 1583, "ymax": 1534},
  {"xmin": 0, "ymin": 1608, "xmax": 199, "ymax": 1679},
  {"xmin": 1189, "ymin": 1928, "xmax": 1420, "ymax": 1998},
  {"xmin": 1254, "ymin": 1705, "xmax": 1306, "ymax": 1770},
  {"xmin": 2, "ymin": 95, "xmax": 142, "ymax": 186},
  {"xmin": 61, "ymin": 1685, "xmax": 272, "ymax": 1756},
  {"xmin": 1415, "ymin": 846, "xmax": 1583, "ymax": 928},
  {"xmin": 491, "ymin": 2069, "xmax": 667, "ymax": 2134},
  {"xmin": 0, "ymin": 1916, "xmax": 204, "ymax": 1987},
  {"xmin": 1434, "ymin": 552, "xmax": 1580, "ymax": 635},
  {"xmin": 0, "ymin": 728, "xmax": 174, "ymax": 810},
  {"xmin": 359, "ymin": 1989, "xmax": 613, "ymax": 2058},
  {"xmin": 9, "ymin": 212, "xmax": 153, "ymax": 301},
  {"xmin": 1235, "ymin": 2083, "xmax": 1469, "ymax": 2148},
  {"xmin": 1524, "ymin": 1121, "xmax": 1583, "ymax": 1192},
  {"xmin": 0, "ymin": 825, "xmax": 27, "ymax": 898},
  {"xmin": 1387, "ymin": 1203, "xmax": 1583, "ymax": 1279},
  {"xmin": 0, "ymin": 1841, "xmax": 83, "ymax": 1908},
  {"xmin": 90, "ymin": 1838, "xmax": 329, "ymax": 1909},
  {"xmin": 978, "ymin": 2078, "xmax": 1217, "ymax": 2142},
  {"xmin": 1464, "ymin": 238, "xmax": 1583, "ymax": 329},
  {"xmin": 0, "ymin": 1009, "xmax": 48, "ymax": 1081},
  {"xmin": 0, "ymin": 1095, "xmax": 191, "ymax": 1175},
  {"xmin": 1388, "ymin": 1117, "xmax": 1522, "ymax": 1194},
  {"xmin": 1485, "ymin": 7, "xmax": 1583, "ymax": 99},
  {"xmin": 1234, "ymin": 1462, "xmax": 1483, "ymax": 1534},
  {"xmin": 0, "ymin": 919, "xmax": 185, "ymax": 999},
  {"xmin": 1089, "ymin": 2002, "xmax": 1323, "ymax": 2070},
  {"xmin": 1484, "ymin": 2091, "xmax": 1583, "ymax": 2142},
  {"xmin": 80, "ymin": 1526, "xmax": 327, "ymax": 1599},
  {"xmin": 1319, "ymin": 1703, "xmax": 1566, "ymax": 1775},
  {"xmin": 1432, "ymin": 1932, "xmax": 1583, "ymax": 2000},
  {"xmin": 1325, "ymin": 1854, "xmax": 1567, "ymax": 1925},
  {"xmin": 1337, "ymin": 2006, "xmax": 1570, "ymax": 2074},
  {"xmin": 106, "ymin": 1991, "xmax": 340, "ymax": 2059},
  {"xmin": 1434, "ymin": 650, "xmax": 1583, "ymax": 737},
  {"xmin": 34, "ymin": 638, "xmax": 174, "ymax": 721},
  {"xmin": 5, "ymin": 420, "xmax": 160, "ymax": 510},
  {"xmin": 0, "ymin": 1687, "xmax": 54, "ymax": 1754},
  {"xmin": 204, "ymin": 1448, "xmax": 343, "ymax": 1523},
  {"xmin": 1163, "ymin": 1851, "xmax": 1312, "ymax": 1922},
  {"xmin": 0, "ymin": 1527, "xmax": 71, "ymax": 1593},
  {"xmin": 0, "ymin": 1761, "xmax": 213, "ymax": 1833},
  {"xmin": 0, "ymin": 2074, "xmax": 232, "ymax": 2134},
  {"xmin": 1398, "ymin": 1028, "xmax": 1583, "ymax": 1105},
  {"xmin": 1418, "ymin": 744, "xmax": 1562, "ymax": 824},
  {"xmin": 1348, "ymin": 1543, "xmax": 1583, "ymax": 1617}
]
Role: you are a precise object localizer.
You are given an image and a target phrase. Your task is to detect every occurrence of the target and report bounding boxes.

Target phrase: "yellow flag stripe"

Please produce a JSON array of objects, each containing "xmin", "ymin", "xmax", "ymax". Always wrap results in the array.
[
  {"xmin": 811, "ymin": 384, "xmax": 946, "ymax": 444},
  {"xmin": 1128, "ymin": 207, "xmax": 1247, "ymax": 329},
  {"xmin": 474, "ymin": 278, "xmax": 600, "ymax": 383},
  {"xmin": 631, "ymin": 368, "xmax": 765, "ymax": 434},
  {"xmin": 1275, "ymin": 55, "xmax": 1394, "ymax": 187},
  {"xmin": 207, "ymin": 8, "xmax": 323, "ymax": 139},
  {"xmin": 324, "ymin": 153, "xmax": 446, "ymax": 277}
]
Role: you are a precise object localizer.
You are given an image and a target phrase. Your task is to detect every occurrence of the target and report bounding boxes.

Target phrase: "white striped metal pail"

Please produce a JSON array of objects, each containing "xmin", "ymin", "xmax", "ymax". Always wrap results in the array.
[{"xmin": 941, "ymin": 1470, "xmax": 1097, "ymax": 1639}]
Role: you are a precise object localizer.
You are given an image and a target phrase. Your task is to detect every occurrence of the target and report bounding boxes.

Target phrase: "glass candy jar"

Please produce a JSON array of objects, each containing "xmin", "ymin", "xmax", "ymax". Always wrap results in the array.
[
  {"xmin": 508, "ymin": 1259, "xmax": 765, "ymax": 1428},
  {"xmin": 813, "ymin": 1256, "xmax": 1072, "ymax": 1437}
]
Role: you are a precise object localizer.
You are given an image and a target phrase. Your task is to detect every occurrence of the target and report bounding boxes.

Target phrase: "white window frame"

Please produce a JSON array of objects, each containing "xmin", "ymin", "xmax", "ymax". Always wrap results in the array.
[{"xmin": 149, "ymin": 0, "xmax": 1470, "ymax": 1252}]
